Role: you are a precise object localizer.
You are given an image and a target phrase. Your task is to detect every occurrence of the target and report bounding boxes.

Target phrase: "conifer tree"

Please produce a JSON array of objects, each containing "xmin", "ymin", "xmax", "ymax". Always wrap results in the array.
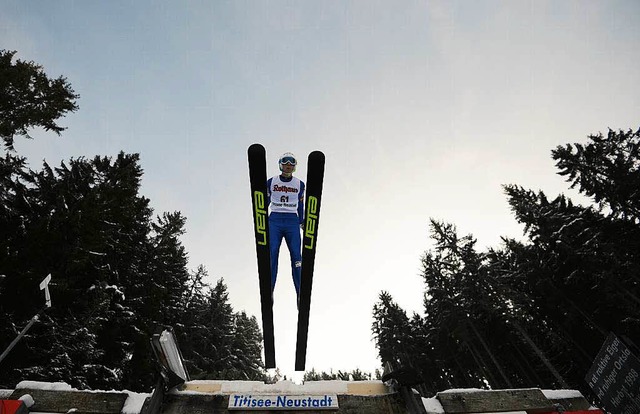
[
  {"xmin": 0, "ymin": 50, "xmax": 79, "ymax": 150},
  {"xmin": 0, "ymin": 49, "xmax": 266, "ymax": 390},
  {"xmin": 372, "ymin": 126, "xmax": 640, "ymax": 398},
  {"xmin": 553, "ymin": 128, "xmax": 640, "ymax": 221}
]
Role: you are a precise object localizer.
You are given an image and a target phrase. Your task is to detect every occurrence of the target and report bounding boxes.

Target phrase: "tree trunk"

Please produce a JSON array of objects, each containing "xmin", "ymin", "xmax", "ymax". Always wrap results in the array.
[
  {"xmin": 512, "ymin": 342, "xmax": 544, "ymax": 386},
  {"xmin": 465, "ymin": 341, "xmax": 497, "ymax": 387},
  {"xmin": 509, "ymin": 319, "xmax": 569, "ymax": 388},
  {"xmin": 467, "ymin": 320, "xmax": 513, "ymax": 388}
]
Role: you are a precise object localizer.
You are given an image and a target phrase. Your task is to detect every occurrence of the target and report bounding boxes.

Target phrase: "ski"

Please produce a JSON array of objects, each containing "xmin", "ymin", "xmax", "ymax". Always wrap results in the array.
[
  {"xmin": 295, "ymin": 150, "xmax": 325, "ymax": 371},
  {"xmin": 247, "ymin": 143, "xmax": 276, "ymax": 369}
]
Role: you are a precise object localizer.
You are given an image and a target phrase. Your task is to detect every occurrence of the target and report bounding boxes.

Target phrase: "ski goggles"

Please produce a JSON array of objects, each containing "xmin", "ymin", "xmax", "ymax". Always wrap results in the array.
[{"xmin": 280, "ymin": 156, "xmax": 297, "ymax": 165}]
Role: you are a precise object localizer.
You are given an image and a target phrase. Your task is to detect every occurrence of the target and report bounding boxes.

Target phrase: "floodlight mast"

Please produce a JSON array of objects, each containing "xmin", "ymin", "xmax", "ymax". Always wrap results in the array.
[{"xmin": 0, "ymin": 274, "xmax": 52, "ymax": 365}]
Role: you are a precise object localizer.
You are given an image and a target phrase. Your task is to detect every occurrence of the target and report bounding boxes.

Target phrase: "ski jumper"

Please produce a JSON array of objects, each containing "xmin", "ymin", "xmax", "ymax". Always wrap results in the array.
[{"xmin": 267, "ymin": 175, "xmax": 305, "ymax": 296}]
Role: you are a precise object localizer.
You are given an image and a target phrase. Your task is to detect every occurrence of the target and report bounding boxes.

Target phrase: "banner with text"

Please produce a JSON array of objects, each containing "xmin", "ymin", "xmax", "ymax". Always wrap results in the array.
[
  {"xmin": 228, "ymin": 394, "xmax": 339, "ymax": 410},
  {"xmin": 585, "ymin": 332, "xmax": 640, "ymax": 414}
]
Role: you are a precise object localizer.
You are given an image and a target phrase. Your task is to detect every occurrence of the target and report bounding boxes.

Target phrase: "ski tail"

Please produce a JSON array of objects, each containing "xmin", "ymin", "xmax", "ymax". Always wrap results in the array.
[
  {"xmin": 295, "ymin": 150, "xmax": 325, "ymax": 371},
  {"xmin": 247, "ymin": 143, "xmax": 276, "ymax": 369}
]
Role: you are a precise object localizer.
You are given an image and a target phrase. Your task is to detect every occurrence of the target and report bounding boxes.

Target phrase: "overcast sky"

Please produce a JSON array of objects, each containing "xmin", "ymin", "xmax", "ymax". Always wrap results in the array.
[{"xmin": 2, "ymin": 0, "xmax": 639, "ymax": 379}]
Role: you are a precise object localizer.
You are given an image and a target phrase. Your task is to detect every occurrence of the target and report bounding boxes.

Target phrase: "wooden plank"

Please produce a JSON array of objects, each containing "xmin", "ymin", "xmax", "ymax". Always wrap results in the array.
[
  {"xmin": 436, "ymin": 389, "xmax": 555, "ymax": 414},
  {"xmin": 10, "ymin": 388, "xmax": 127, "ymax": 414},
  {"xmin": 346, "ymin": 382, "xmax": 392, "ymax": 396}
]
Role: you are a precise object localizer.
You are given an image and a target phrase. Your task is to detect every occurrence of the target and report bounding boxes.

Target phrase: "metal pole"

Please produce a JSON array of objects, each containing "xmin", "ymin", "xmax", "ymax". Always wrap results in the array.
[
  {"xmin": 0, "ymin": 309, "xmax": 43, "ymax": 365},
  {"xmin": 0, "ymin": 274, "xmax": 52, "ymax": 365}
]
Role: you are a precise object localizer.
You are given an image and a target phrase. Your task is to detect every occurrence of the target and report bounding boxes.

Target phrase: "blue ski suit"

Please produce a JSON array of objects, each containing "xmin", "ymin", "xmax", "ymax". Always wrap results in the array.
[{"xmin": 267, "ymin": 174, "xmax": 305, "ymax": 296}]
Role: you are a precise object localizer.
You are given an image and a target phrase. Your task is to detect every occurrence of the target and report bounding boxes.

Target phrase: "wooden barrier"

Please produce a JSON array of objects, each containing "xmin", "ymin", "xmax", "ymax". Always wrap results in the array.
[
  {"xmin": 2, "ymin": 381, "xmax": 600, "ymax": 414},
  {"xmin": 9, "ymin": 387, "xmax": 128, "ymax": 414}
]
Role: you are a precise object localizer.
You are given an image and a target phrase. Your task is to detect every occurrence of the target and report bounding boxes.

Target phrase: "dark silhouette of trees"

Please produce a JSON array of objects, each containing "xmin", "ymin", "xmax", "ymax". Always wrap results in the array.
[
  {"xmin": 0, "ymin": 153, "xmax": 266, "ymax": 391},
  {"xmin": 0, "ymin": 50, "xmax": 265, "ymax": 391},
  {"xmin": 373, "ymin": 128, "xmax": 640, "ymax": 398}
]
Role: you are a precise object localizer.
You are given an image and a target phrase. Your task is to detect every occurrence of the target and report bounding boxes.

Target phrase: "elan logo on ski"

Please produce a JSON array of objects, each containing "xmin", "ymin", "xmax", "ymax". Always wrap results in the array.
[
  {"xmin": 253, "ymin": 191, "xmax": 267, "ymax": 246},
  {"xmin": 303, "ymin": 196, "xmax": 319, "ymax": 250}
]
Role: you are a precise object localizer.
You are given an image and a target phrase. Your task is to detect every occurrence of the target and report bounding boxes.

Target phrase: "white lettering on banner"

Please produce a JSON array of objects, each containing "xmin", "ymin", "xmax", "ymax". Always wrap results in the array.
[{"xmin": 228, "ymin": 394, "xmax": 338, "ymax": 410}]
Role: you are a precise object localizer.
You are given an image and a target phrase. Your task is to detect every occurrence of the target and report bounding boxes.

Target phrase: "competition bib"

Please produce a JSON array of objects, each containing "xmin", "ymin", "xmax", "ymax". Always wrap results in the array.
[{"xmin": 270, "ymin": 176, "xmax": 302, "ymax": 214}]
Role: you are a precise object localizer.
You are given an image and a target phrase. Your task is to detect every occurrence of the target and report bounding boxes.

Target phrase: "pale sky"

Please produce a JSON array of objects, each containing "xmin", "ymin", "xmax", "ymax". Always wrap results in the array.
[{"xmin": 2, "ymin": 1, "xmax": 639, "ymax": 379}]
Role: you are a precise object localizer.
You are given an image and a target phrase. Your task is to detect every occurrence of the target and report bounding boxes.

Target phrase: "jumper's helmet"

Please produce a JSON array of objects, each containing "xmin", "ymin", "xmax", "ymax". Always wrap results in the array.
[{"xmin": 279, "ymin": 152, "xmax": 297, "ymax": 172}]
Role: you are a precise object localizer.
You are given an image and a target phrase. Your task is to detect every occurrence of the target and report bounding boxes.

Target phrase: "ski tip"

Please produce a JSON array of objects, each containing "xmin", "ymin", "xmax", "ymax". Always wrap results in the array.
[
  {"xmin": 248, "ymin": 143, "xmax": 265, "ymax": 153},
  {"xmin": 308, "ymin": 150, "xmax": 325, "ymax": 161}
]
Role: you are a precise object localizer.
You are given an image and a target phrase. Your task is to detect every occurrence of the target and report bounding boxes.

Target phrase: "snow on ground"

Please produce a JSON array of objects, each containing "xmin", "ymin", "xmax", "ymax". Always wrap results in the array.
[
  {"xmin": 121, "ymin": 391, "xmax": 150, "ymax": 414},
  {"xmin": 421, "ymin": 395, "xmax": 445, "ymax": 413},
  {"xmin": 437, "ymin": 388, "xmax": 487, "ymax": 394},
  {"xmin": 541, "ymin": 389, "xmax": 584, "ymax": 399},
  {"xmin": 16, "ymin": 381, "xmax": 73, "ymax": 391},
  {"xmin": 18, "ymin": 394, "xmax": 34, "ymax": 407}
]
